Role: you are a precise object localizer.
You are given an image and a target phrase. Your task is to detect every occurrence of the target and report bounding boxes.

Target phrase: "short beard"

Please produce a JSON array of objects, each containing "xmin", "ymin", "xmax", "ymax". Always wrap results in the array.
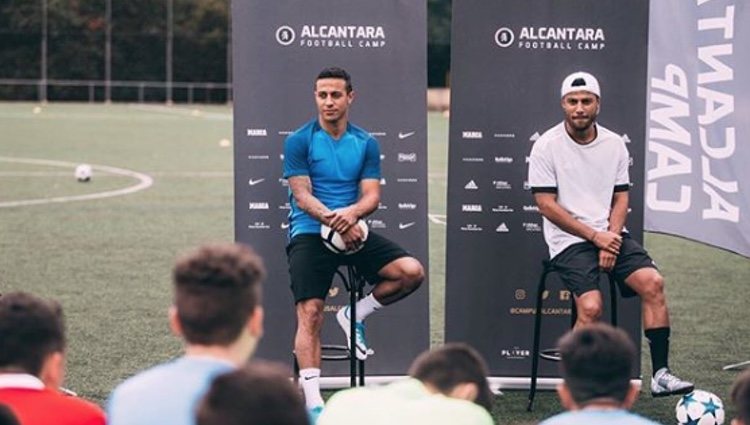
[{"xmin": 568, "ymin": 117, "xmax": 594, "ymax": 132}]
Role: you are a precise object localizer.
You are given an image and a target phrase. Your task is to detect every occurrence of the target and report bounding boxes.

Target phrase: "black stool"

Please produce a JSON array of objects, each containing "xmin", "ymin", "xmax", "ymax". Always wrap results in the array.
[
  {"xmin": 526, "ymin": 259, "xmax": 618, "ymax": 411},
  {"xmin": 294, "ymin": 265, "xmax": 366, "ymax": 388}
]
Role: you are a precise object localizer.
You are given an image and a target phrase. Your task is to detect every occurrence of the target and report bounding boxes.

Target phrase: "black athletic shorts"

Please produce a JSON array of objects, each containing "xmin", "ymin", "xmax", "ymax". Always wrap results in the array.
[
  {"xmin": 286, "ymin": 232, "xmax": 411, "ymax": 303},
  {"xmin": 551, "ymin": 233, "xmax": 657, "ymax": 298}
]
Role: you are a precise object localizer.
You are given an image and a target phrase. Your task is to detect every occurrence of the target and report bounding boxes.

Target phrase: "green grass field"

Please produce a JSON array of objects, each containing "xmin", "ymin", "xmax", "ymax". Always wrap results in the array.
[{"xmin": 0, "ymin": 102, "xmax": 747, "ymax": 424}]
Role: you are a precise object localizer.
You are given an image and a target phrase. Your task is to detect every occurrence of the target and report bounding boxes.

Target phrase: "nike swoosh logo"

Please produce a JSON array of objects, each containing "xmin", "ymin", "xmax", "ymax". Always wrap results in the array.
[
  {"xmin": 398, "ymin": 131, "xmax": 416, "ymax": 139},
  {"xmin": 248, "ymin": 178, "xmax": 265, "ymax": 186},
  {"xmin": 303, "ymin": 376, "xmax": 316, "ymax": 381},
  {"xmin": 399, "ymin": 222, "xmax": 416, "ymax": 229},
  {"xmin": 281, "ymin": 223, "xmax": 290, "ymax": 229}
]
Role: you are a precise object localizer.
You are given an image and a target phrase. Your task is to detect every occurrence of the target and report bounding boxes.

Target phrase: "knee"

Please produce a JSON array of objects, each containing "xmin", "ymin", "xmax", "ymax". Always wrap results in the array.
[
  {"xmin": 399, "ymin": 260, "xmax": 425, "ymax": 291},
  {"xmin": 577, "ymin": 298, "xmax": 603, "ymax": 321},
  {"xmin": 640, "ymin": 274, "xmax": 665, "ymax": 302},
  {"xmin": 297, "ymin": 301, "xmax": 324, "ymax": 332}
]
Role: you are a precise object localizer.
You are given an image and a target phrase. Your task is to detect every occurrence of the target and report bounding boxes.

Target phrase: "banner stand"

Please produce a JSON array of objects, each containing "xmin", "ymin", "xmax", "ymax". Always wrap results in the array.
[
  {"xmin": 445, "ymin": 0, "xmax": 650, "ymax": 383},
  {"xmin": 232, "ymin": 0, "xmax": 430, "ymax": 381}
]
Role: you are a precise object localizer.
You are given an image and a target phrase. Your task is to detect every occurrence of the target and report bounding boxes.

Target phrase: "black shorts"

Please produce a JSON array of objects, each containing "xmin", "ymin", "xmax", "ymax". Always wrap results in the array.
[
  {"xmin": 551, "ymin": 233, "xmax": 657, "ymax": 298},
  {"xmin": 286, "ymin": 232, "xmax": 411, "ymax": 303}
]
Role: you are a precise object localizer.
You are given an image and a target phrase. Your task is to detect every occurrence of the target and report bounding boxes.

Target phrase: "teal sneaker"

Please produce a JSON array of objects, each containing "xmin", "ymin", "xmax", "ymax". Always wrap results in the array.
[
  {"xmin": 307, "ymin": 405, "xmax": 324, "ymax": 424},
  {"xmin": 336, "ymin": 306, "xmax": 372, "ymax": 360}
]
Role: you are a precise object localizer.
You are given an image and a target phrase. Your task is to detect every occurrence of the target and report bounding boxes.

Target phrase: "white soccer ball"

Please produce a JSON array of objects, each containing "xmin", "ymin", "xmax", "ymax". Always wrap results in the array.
[
  {"xmin": 320, "ymin": 219, "xmax": 368, "ymax": 255},
  {"xmin": 74, "ymin": 164, "xmax": 92, "ymax": 182},
  {"xmin": 676, "ymin": 390, "xmax": 725, "ymax": 425}
]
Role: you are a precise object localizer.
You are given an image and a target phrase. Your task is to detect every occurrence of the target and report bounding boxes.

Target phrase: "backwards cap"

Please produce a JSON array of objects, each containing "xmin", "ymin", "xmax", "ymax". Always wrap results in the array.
[{"xmin": 561, "ymin": 71, "xmax": 600, "ymax": 98}]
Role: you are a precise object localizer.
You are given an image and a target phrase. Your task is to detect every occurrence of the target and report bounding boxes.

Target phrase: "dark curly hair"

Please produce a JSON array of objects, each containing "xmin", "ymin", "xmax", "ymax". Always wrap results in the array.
[
  {"xmin": 0, "ymin": 292, "xmax": 65, "ymax": 376},
  {"xmin": 173, "ymin": 243, "xmax": 265, "ymax": 345}
]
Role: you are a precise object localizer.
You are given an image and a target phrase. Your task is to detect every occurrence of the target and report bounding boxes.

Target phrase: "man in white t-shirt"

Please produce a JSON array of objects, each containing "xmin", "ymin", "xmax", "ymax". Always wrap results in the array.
[{"xmin": 528, "ymin": 71, "xmax": 693, "ymax": 397}]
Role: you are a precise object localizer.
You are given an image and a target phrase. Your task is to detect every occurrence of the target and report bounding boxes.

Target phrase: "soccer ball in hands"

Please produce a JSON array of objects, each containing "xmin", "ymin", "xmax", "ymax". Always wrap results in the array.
[
  {"xmin": 675, "ymin": 390, "xmax": 725, "ymax": 425},
  {"xmin": 320, "ymin": 219, "xmax": 368, "ymax": 255},
  {"xmin": 74, "ymin": 164, "xmax": 92, "ymax": 182}
]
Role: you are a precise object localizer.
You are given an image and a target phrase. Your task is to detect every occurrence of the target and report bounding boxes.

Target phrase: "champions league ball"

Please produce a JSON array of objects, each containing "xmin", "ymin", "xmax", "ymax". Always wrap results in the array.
[
  {"xmin": 74, "ymin": 164, "xmax": 92, "ymax": 182},
  {"xmin": 320, "ymin": 219, "xmax": 368, "ymax": 255},
  {"xmin": 676, "ymin": 390, "xmax": 725, "ymax": 425}
]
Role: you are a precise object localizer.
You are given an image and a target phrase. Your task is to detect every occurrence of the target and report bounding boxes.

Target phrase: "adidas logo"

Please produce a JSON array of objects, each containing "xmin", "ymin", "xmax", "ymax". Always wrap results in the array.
[
  {"xmin": 496, "ymin": 223, "xmax": 510, "ymax": 233},
  {"xmin": 529, "ymin": 132, "xmax": 541, "ymax": 142},
  {"xmin": 464, "ymin": 180, "xmax": 478, "ymax": 190}
]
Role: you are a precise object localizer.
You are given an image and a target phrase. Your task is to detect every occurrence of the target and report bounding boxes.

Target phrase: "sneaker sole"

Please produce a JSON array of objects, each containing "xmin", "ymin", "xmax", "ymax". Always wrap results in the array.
[{"xmin": 651, "ymin": 385, "xmax": 695, "ymax": 398}]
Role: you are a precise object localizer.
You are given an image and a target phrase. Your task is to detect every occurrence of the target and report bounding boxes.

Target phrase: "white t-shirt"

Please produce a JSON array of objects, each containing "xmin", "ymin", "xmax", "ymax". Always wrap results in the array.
[
  {"xmin": 528, "ymin": 121, "xmax": 630, "ymax": 259},
  {"xmin": 319, "ymin": 378, "xmax": 493, "ymax": 425}
]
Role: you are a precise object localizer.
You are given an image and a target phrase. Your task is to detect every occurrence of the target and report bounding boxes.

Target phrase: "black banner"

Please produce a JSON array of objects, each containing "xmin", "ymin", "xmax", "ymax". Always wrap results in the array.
[
  {"xmin": 445, "ymin": 0, "xmax": 649, "ymax": 383},
  {"xmin": 232, "ymin": 0, "xmax": 429, "ymax": 382}
]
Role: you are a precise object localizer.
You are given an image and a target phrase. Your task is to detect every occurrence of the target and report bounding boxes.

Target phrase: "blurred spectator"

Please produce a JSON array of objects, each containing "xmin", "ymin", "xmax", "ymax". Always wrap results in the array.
[
  {"xmin": 540, "ymin": 323, "xmax": 661, "ymax": 425},
  {"xmin": 0, "ymin": 404, "xmax": 19, "ymax": 425},
  {"xmin": 318, "ymin": 343, "xmax": 494, "ymax": 425},
  {"xmin": 197, "ymin": 361, "xmax": 308, "ymax": 425},
  {"xmin": 731, "ymin": 369, "xmax": 750, "ymax": 425},
  {"xmin": 107, "ymin": 243, "xmax": 266, "ymax": 425},
  {"xmin": 0, "ymin": 292, "xmax": 105, "ymax": 425}
]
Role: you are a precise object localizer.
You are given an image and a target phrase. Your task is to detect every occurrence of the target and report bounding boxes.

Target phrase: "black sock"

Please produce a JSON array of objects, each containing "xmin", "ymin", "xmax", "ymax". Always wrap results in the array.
[{"xmin": 645, "ymin": 327, "xmax": 670, "ymax": 376}]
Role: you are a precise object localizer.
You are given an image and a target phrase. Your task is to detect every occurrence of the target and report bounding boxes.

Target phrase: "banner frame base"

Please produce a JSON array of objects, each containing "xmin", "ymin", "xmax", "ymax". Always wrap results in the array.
[{"xmin": 320, "ymin": 376, "xmax": 642, "ymax": 393}]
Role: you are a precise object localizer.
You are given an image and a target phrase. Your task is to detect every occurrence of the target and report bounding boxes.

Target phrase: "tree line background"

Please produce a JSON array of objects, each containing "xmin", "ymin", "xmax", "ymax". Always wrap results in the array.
[{"xmin": 0, "ymin": 0, "xmax": 451, "ymax": 102}]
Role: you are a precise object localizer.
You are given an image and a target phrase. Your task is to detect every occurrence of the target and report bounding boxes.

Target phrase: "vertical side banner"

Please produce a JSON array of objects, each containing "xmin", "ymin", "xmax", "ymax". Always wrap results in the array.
[
  {"xmin": 646, "ymin": 2, "xmax": 749, "ymax": 258},
  {"xmin": 445, "ymin": 0, "xmax": 648, "ymax": 382},
  {"xmin": 232, "ymin": 0, "xmax": 429, "ymax": 380}
]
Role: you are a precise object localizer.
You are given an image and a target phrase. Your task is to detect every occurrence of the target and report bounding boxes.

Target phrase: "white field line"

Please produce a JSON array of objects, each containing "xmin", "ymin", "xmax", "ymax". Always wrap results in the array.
[
  {"xmin": 428, "ymin": 214, "xmax": 446, "ymax": 225},
  {"xmin": 146, "ymin": 171, "xmax": 232, "ymax": 177},
  {"xmin": 0, "ymin": 157, "xmax": 153, "ymax": 208},
  {"xmin": 0, "ymin": 161, "xmax": 447, "ymax": 222},
  {"xmin": 0, "ymin": 171, "xmax": 232, "ymax": 177},
  {"xmin": 128, "ymin": 104, "xmax": 231, "ymax": 121},
  {"xmin": 0, "ymin": 111, "xmax": 186, "ymax": 121},
  {"xmin": 0, "ymin": 171, "xmax": 72, "ymax": 176}
]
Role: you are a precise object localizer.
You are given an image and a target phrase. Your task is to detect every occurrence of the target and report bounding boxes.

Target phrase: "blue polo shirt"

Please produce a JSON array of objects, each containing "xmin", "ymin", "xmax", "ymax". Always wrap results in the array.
[
  {"xmin": 539, "ymin": 409, "xmax": 662, "ymax": 425},
  {"xmin": 107, "ymin": 356, "xmax": 234, "ymax": 425},
  {"xmin": 283, "ymin": 119, "xmax": 381, "ymax": 238}
]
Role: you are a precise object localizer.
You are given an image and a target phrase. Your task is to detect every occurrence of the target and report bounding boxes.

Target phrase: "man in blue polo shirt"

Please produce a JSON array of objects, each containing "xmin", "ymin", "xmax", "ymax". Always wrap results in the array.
[
  {"xmin": 107, "ymin": 244, "xmax": 266, "ymax": 425},
  {"xmin": 283, "ymin": 67, "xmax": 425, "ymax": 421}
]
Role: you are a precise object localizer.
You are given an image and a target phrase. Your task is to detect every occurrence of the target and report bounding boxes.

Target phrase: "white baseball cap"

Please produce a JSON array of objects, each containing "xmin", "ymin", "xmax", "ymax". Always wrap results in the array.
[{"xmin": 560, "ymin": 71, "xmax": 600, "ymax": 98}]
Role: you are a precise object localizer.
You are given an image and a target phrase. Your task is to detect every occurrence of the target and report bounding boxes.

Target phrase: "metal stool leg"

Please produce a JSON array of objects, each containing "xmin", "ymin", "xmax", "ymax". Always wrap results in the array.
[
  {"xmin": 353, "ymin": 267, "xmax": 366, "ymax": 386},
  {"xmin": 348, "ymin": 266, "xmax": 358, "ymax": 387},
  {"xmin": 344, "ymin": 265, "xmax": 366, "ymax": 387},
  {"xmin": 570, "ymin": 295, "xmax": 578, "ymax": 328},
  {"xmin": 293, "ymin": 352, "xmax": 300, "ymax": 385},
  {"xmin": 607, "ymin": 273, "xmax": 617, "ymax": 327},
  {"xmin": 527, "ymin": 261, "xmax": 550, "ymax": 412}
]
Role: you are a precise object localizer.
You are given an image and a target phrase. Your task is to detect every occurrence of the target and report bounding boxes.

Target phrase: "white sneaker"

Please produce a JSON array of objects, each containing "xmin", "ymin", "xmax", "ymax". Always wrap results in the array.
[
  {"xmin": 651, "ymin": 367, "xmax": 694, "ymax": 397},
  {"xmin": 336, "ymin": 306, "xmax": 373, "ymax": 360}
]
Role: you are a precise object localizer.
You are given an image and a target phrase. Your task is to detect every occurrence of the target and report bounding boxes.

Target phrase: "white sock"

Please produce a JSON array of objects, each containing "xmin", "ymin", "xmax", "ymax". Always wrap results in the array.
[
  {"xmin": 299, "ymin": 368, "xmax": 324, "ymax": 408},
  {"xmin": 355, "ymin": 293, "xmax": 383, "ymax": 322}
]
